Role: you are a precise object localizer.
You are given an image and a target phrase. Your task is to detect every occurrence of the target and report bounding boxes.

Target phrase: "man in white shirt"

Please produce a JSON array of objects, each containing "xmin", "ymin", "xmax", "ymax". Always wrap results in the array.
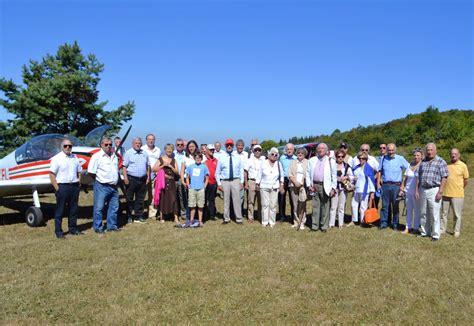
[
  {"xmin": 244, "ymin": 144, "xmax": 265, "ymax": 222},
  {"xmin": 142, "ymin": 133, "xmax": 161, "ymax": 219},
  {"xmin": 88, "ymin": 137, "xmax": 120, "ymax": 233},
  {"xmin": 214, "ymin": 141, "xmax": 225, "ymax": 162},
  {"xmin": 350, "ymin": 144, "xmax": 379, "ymax": 171},
  {"xmin": 49, "ymin": 138, "xmax": 83, "ymax": 239},
  {"xmin": 173, "ymin": 138, "xmax": 187, "ymax": 219}
]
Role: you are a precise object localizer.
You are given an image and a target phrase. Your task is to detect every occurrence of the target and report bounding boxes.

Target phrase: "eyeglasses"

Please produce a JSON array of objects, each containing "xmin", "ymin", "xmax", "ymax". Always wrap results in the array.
[
  {"xmin": 337, "ymin": 156, "xmax": 344, "ymax": 158},
  {"xmin": 251, "ymin": 144, "xmax": 257, "ymax": 146},
  {"xmin": 379, "ymin": 146, "xmax": 386, "ymax": 150},
  {"xmin": 63, "ymin": 144, "xmax": 72, "ymax": 148},
  {"xmin": 254, "ymin": 149, "xmax": 262, "ymax": 152},
  {"xmin": 176, "ymin": 143, "xmax": 184, "ymax": 147},
  {"xmin": 104, "ymin": 143, "xmax": 113, "ymax": 147},
  {"xmin": 209, "ymin": 149, "xmax": 215, "ymax": 152},
  {"xmin": 226, "ymin": 144, "xmax": 233, "ymax": 147},
  {"xmin": 361, "ymin": 149, "xmax": 369, "ymax": 152},
  {"xmin": 270, "ymin": 153, "xmax": 278, "ymax": 157},
  {"xmin": 359, "ymin": 157, "xmax": 367, "ymax": 160}
]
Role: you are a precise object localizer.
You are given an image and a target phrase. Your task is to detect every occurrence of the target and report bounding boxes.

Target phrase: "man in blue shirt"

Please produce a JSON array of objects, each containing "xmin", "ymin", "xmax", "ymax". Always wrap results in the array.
[
  {"xmin": 215, "ymin": 138, "xmax": 245, "ymax": 224},
  {"xmin": 186, "ymin": 153, "xmax": 209, "ymax": 226},
  {"xmin": 123, "ymin": 137, "xmax": 150, "ymax": 224},
  {"xmin": 279, "ymin": 143, "xmax": 297, "ymax": 222},
  {"xmin": 377, "ymin": 143, "xmax": 409, "ymax": 229}
]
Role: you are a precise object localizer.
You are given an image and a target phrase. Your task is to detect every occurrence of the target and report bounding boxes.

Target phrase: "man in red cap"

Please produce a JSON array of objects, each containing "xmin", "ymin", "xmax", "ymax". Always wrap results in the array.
[{"xmin": 215, "ymin": 138, "xmax": 245, "ymax": 224}]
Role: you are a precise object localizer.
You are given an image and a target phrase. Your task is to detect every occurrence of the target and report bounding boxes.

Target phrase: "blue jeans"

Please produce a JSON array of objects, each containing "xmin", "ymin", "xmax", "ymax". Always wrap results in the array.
[
  {"xmin": 380, "ymin": 183, "xmax": 400, "ymax": 228},
  {"xmin": 93, "ymin": 181, "xmax": 119, "ymax": 231}
]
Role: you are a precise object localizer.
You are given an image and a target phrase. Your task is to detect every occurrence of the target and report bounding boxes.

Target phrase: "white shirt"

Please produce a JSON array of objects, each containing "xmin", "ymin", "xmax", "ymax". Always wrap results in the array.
[
  {"xmin": 351, "ymin": 155, "xmax": 379, "ymax": 171},
  {"xmin": 296, "ymin": 160, "xmax": 305, "ymax": 184},
  {"xmin": 245, "ymin": 156, "xmax": 265, "ymax": 180},
  {"xmin": 404, "ymin": 168, "xmax": 418, "ymax": 194},
  {"xmin": 88, "ymin": 149, "xmax": 119, "ymax": 185},
  {"xmin": 353, "ymin": 167, "xmax": 375, "ymax": 194},
  {"xmin": 236, "ymin": 150, "xmax": 248, "ymax": 168},
  {"xmin": 182, "ymin": 156, "xmax": 196, "ymax": 178},
  {"xmin": 49, "ymin": 151, "xmax": 82, "ymax": 183},
  {"xmin": 142, "ymin": 145, "xmax": 161, "ymax": 179},
  {"xmin": 214, "ymin": 150, "xmax": 225, "ymax": 162},
  {"xmin": 257, "ymin": 160, "xmax": 284, "ymax": 189}
]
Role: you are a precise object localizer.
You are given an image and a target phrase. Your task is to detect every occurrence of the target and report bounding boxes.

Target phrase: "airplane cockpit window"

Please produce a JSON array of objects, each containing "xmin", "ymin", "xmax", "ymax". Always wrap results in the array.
[{"xmin": 15, "ymin": 135, "xmax": 85, "ymax": 164}]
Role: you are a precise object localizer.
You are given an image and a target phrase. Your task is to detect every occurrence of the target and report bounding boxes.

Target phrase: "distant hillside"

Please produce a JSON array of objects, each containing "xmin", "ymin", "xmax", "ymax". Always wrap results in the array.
[{"xmin": 279, "ymin": 106, "xmax": 474, "ymax": 168}]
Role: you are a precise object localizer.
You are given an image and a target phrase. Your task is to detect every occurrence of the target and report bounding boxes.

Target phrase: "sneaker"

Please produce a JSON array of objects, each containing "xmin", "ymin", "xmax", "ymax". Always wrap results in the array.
[
  {"xmin": 299, "ymin": 225, "xmax": 305, "ymax": 230},
  {"xmin": 454, "ymin": 232, "xmax": 460, "ymax": 238},
  {"xmin": 134, "ymin": 218, "xmax": 146, "ymax": 224},
  {"xmin": 56, "ymin": 233, "xmax": 66, "ymax": 239},
  {"xmin": 347, "ymin": 222, "xmax": 355, "ymax": 227},
  {"xmin": 270, "ymin": 224, "xmax": 275, "ymax": 228},
  {"xmin": 291, "ymin": 224, "xmax": 298, "ymax": 228},
  {"xmin": 127, "ymin": 217, "xmax": 133, "ymax": 224},
  {"xmin": 94, "ymin": 229, "xmax": 104, "ymax": 234}
]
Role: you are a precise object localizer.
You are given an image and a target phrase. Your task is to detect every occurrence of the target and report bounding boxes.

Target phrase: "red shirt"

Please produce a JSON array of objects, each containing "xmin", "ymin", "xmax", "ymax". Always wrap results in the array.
[{"xmin": 205, "ymin": 157, "xmax": 218, "ymax": 185}]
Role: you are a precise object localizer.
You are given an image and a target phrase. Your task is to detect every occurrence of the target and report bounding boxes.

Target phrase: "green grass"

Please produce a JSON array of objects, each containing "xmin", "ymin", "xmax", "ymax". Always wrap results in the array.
[{"xmin": 1, "ymin": 186, "xmax": 473, "ymax": 324}]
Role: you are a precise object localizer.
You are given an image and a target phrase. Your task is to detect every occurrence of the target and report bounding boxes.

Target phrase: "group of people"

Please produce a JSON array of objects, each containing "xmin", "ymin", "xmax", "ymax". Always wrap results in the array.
[{"xmin": 49, "ymin": 135, "xmax": 469, "ymax": 242}]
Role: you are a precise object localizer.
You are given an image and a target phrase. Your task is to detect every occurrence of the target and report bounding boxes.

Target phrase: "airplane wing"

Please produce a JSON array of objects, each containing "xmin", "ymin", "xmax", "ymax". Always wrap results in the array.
[{"xmin": 0, "ymin": 178, "xmax": 53, "ymax": 198}]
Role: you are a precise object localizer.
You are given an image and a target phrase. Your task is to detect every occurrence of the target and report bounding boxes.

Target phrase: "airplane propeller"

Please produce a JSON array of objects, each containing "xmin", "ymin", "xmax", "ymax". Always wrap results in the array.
[{"xmin": 114, "ymin": 125, "xmax": 133, "ymax": 224}]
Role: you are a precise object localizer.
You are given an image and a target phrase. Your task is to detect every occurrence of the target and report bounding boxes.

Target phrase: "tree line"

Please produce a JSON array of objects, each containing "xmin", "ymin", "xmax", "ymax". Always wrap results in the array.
[{"xmin": 268, "ymin": 107, "xmax": 473, "ymax": 161}]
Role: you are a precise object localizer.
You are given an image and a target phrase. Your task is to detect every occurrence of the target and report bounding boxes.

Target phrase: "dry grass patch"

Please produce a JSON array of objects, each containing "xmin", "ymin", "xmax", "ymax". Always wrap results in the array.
[{"xmin": 1, "ymin": 186, "xmax": 473, "ymax": 323}]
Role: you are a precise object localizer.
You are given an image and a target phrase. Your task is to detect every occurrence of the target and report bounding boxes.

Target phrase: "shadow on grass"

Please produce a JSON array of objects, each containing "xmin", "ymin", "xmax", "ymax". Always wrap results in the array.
[{"xmin": 0, "ymin": 196, "xmax": 95, "ymax": 227}]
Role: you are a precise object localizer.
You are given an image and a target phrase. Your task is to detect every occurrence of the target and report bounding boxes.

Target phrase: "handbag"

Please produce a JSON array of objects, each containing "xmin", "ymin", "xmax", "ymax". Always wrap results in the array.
[
  {"xmin": 341, "ymin": 178, "xmax": 354, "ymax": 192},
  {"xmin": 364, "ymin": 197, "xmax": 379, "ymax": 224}
]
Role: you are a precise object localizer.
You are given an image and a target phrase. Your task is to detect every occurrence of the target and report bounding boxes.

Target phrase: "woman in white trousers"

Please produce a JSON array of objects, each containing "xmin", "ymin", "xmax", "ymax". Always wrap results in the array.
[
  {"xmin": 256, "ymin": 147, "xmax": 284, "ymax": 227},
  {"xmin": 329, "ymin": 149, "xmax": 354, "ymax": 228}
]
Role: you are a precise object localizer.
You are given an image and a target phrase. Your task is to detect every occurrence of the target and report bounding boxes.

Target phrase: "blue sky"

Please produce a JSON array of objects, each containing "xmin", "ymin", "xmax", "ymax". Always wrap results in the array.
[{"xmin": 1, "ymin": 0, "xmax": 472, "ymax": 149}]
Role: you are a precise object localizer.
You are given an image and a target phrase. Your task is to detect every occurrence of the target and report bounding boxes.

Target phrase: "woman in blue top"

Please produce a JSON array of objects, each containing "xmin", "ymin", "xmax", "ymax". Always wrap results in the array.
[{"xmin": 348, "ymin": 151, "xmax": 376, "ymax": 226}]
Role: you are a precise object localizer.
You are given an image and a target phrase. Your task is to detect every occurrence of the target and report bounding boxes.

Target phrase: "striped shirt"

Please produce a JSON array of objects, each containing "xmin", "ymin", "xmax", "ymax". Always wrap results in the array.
[
  {"xmin": 123, "ymin": 148, "xmax": 149, "ymax": 178},
  {"xmin": 418, "ymin": 155, "xmax": 449, "ymax": 188}
]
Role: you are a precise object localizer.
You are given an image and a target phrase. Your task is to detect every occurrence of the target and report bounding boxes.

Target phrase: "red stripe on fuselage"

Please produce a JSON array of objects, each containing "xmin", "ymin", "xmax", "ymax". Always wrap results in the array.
[
  {"xmin": 9, "ymin": 171, "xmax": 50, "ymax": 179},
  {"xmin": 9, "ymin": 160, "xmax": 51, "ymax": 172}
]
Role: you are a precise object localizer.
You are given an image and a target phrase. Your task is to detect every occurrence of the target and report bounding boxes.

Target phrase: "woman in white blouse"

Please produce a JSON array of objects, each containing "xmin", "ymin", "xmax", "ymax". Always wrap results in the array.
[
  {"xmin": 349, "ymin": 151, "xmax": 376, "ymax": 225},
  {"xmin": 401, "ymin": 148, "xmax": 422, "ymax": 234},
  {"xmin": 256, "ymin": 147, "xmax": 284, "ymax": 227}
]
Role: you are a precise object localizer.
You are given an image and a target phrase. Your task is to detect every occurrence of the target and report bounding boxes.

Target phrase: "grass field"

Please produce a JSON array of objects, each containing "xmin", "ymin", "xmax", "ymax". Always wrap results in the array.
[{"xmin": 1, "ymin": 186, "xmax": 473, "ymax": 324}]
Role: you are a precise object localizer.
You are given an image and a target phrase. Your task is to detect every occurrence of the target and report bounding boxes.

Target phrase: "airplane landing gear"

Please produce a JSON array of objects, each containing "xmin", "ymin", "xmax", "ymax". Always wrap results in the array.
[
  {"xmin": 25, "ymin": 206, "xmax": 43, "ymax": 227},
  {"xmin": 26, "ymin": 185, "xmax": 44, "ymax": 227}
]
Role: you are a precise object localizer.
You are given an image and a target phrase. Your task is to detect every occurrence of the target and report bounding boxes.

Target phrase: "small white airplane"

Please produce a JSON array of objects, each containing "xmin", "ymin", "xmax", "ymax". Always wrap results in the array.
[{"xmin": 0, "ymin": 125, "xmax": 129, "ymax": 227}]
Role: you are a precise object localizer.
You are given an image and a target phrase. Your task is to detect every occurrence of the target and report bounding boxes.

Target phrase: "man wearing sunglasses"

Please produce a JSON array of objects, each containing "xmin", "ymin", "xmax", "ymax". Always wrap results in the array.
[
  {"xmin": 350, "ymin": 144, "xmax": 379, "ymax": 171},
  {"xmin": 88, "ymin": 137, "xmax": 120, "ymax": 233},
  {"xmin": 215, "ymin": 138, "xmax": 245, "ymax": 224},
  {"xmin": 49, "ymin": 139, "xmax": 83, "ymax": 239}
]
